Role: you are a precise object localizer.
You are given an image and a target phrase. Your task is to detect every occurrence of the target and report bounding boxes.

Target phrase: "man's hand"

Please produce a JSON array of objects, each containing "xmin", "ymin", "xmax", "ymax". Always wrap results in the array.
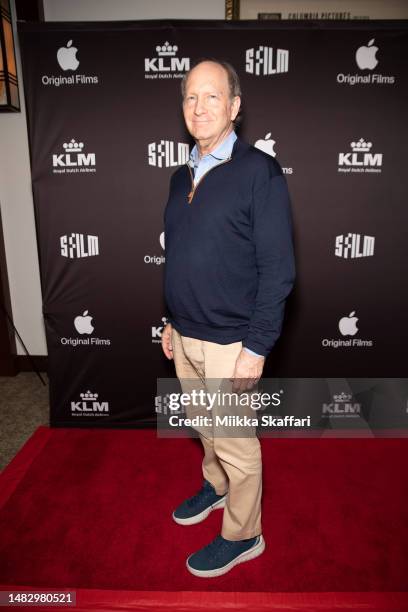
[
  {"xmin": 161, "ymin": 323, "xmax": 174, "ymax": 360},
  {"xmin": 230, "ymin": 348, "xmax": 265, "ymax": 393}
]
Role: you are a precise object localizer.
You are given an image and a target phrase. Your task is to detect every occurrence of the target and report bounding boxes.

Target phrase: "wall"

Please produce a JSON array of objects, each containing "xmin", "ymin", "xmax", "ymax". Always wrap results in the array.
[
  {"xmin": 0, "ymin": 0, "xmax": 46, "ymax": 357},
  {"xmin": 43, "ymin": 0, "xmax": 225, "ymax": 21},
  {"xmin": 239, "ymin": 0, "xmax": 408, "ymax": 19}
]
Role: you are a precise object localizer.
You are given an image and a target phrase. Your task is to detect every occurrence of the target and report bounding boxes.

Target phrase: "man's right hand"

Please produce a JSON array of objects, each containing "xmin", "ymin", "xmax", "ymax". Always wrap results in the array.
[{"xmin": 161, "ymin": 323, "xmax": 174, "ymax": 360}]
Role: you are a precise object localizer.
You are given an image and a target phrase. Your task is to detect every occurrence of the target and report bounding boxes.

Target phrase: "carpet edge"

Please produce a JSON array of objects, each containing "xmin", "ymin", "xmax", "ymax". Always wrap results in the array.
[{"xmin": 1, "ymin": 586, "xmax": 408, "ymax": 611}]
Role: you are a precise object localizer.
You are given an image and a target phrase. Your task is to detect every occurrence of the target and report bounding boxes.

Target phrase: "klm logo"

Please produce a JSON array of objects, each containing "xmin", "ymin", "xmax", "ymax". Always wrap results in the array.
[
  {"xmin": 52, "ymin": 139, "xmax": 96, "ymax": 174},
  {"xmin": 71, "ymin": 391, "xmax": 109, "ymax": 416},
  {"xmin": 60, "ymin": 233, "xmax": 99, "ymax": 259},
  {"xmin": 148, "ymin": 141, "xmax": 189, "ymax": 168},
  {"xmin": 152, "ymin": 317, "xmax": 167, "ymax": 343},
  {"xmin": 245, "ymin": 46, "xmax": 289, "ymax": 76},
  {"xmin": 335, "ymin": 233, "xmax": 375, "ymax": 258},
  {"xmin": 338, "ymin": 139, "xmax": 382, "ymax": 173},
  {"xmin": 322, "ymin": 393, "xmax": 361, "ymax": 418},
  {"xmin": 145, "ymin": 42, "xmax": 190, "ymax": 78}
]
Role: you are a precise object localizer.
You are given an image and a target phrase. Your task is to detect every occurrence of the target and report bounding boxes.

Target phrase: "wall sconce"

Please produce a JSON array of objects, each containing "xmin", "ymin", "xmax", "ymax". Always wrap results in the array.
[{"xmin": 0, "ymin": 0, "xmax": 20, "ymax": 112}]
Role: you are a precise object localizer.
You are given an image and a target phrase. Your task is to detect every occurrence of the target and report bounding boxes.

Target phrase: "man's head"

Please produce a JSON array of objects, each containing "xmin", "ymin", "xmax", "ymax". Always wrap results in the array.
[{"xmin": 181, "ymin": 59, "xmax": 241, "ymax": 144}]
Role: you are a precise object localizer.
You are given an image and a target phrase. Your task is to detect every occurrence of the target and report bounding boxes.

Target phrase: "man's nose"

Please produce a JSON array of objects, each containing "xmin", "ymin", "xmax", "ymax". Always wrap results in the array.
[{"xmin": 194, "ymin": 98, "xmax": 206, "ymax": 114}]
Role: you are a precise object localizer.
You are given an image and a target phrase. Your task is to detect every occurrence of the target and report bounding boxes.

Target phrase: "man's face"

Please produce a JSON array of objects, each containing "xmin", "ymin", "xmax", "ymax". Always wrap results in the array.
[{"xmin": 182, "ymin": 61, "xmax": 241, "ymax": 143}]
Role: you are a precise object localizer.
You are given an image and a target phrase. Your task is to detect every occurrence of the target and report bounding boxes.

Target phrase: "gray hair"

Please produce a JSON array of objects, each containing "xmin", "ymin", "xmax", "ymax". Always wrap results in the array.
[{"xmin": 181, "ymin": 58, "xmax": 242, "ymax": 125}]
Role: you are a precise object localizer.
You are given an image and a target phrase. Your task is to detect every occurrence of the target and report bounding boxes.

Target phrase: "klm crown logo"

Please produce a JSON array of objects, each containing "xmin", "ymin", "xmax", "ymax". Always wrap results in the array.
[
  {"xmin": 80, "ymin": 391, "xmax": 98, "ymax": 401},
  {"xmin": 333, "ymin": 392, "xmax": 352, "ymax": 402},
  {"xmin": 63, "ymin": 138, "xmax": 84, "ymax": 153},
  {"xmin": 322, "ymin": 392, "xmax": 361, "ymax": 417},
  {"xmin": 156, "ymin": 42, "xmax": 177, "ymax": 56},
  {"xmin": 145, "ymin": 41, "xmax": 190, "ymax": 75},
  {"xmin": 53, "ymin": 138, "xmax": 95, "ymax": 170},
  {"xmin": 338, "ymin": 137, "xmax": 382, "ymax": 171},
  {"xmin": 351, "ymin": 138, "xmax": 372, "ymax": 152},
  {"xmin": 71, "ymin": 390, "xmax": 109, "ymax": 415}
]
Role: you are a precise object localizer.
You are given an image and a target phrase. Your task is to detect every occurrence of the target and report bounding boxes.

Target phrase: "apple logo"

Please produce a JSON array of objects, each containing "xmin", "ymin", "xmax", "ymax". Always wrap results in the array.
[
  {"xmin": 57, "ymin": 40, "xmax": 80, "ymax": 71},
  {"xmin": 355, "ymin": 38, "xmax": 378, "ymax": 70},
  {"xmin": 254, "ymin": 133, "xmax": 276, "ymax": 157},
  {"xmin": 159, "ymin": 231, "xmax": 165, "ymax": 250},
  {"xmin": 338, "ymin": 311, "xmax": 359, "ymax": 336},
  {"xmin": 74, "ymin": 310, "xmax": 94, "ymax": 335}
]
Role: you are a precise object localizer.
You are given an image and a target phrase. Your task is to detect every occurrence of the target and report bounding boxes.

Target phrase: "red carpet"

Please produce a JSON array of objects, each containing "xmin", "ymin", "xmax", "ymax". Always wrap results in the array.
[{"xmin": 1, "ymin": 426, "xmax": 408, "ymax": 610}]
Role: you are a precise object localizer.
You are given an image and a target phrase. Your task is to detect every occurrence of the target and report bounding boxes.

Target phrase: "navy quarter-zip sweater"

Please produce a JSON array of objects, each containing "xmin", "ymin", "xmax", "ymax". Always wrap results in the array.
[{"xmin": 163, "ymin": 135, "xmax": 295, "ymax": 357}]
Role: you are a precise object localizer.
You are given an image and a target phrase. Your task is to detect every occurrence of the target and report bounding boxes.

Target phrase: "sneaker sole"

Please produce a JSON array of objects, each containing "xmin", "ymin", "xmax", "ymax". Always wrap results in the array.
[
  {"xmin": 186, "ymin": 534, "xmax": 266, "ymax": 578},
  {"xmin": 172, "ymin": 495, "xmax": 227, "ymax": 526}
]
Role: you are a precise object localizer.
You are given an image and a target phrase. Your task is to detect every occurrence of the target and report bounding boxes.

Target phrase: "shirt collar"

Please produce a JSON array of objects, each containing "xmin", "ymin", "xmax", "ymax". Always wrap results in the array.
[{"xmin": 189, "ymin": 130, "xmax": 237, "ymax": 166}]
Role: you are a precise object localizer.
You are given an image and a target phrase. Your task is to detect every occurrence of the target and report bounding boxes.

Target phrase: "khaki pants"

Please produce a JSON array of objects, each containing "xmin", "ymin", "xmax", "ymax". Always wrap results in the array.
[{"xmin": 171, "ymin": 327, "xmax": 262, "ymax": 540}]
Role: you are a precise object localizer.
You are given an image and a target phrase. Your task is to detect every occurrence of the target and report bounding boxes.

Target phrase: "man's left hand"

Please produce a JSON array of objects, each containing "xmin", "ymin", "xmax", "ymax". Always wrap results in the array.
[{"xmin": 231, "ymin": 349, "xmax": 265, "ymax": 393}]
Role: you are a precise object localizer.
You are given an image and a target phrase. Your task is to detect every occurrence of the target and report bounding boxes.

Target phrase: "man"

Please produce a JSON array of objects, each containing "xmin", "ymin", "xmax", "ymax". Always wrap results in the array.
[{"xmin": 161, "ymin": 58, "xmax": 295, "ymax": 578}]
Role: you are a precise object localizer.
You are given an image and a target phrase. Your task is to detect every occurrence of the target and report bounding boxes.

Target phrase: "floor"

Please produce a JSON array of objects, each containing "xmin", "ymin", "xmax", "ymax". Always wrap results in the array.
[
  {"xmin": 0, "ymin": 371, "xmax": 49, "ymax": 471},
  {"xmin": 2, "ymin": 427, "xmax": 408, "ymax": 595}
]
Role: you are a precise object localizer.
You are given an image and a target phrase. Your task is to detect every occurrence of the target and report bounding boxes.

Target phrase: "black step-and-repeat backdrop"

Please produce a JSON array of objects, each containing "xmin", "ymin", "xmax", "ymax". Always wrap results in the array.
[{"xmin": 17, "ymin": 20, "xmax": 408, "ymax": 428}]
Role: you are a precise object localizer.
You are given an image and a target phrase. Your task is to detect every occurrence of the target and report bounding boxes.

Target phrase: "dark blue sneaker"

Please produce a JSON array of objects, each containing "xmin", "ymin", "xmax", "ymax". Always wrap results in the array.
[
  {"xmin": 186, "ymin": 534, "xmax": 265, "ymax": 578},
  {"xmin": 172, "ymin": 479, "xmax": 227, "ymax": 526}
]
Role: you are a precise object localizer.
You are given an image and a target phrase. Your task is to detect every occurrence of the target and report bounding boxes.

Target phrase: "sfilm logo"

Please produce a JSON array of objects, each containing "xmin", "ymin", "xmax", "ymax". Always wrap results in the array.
[
  {"xmin": 60, "ymin": 310, "xmax": 111, "ymax": 348},
  {"xmin": 145, "ymin": 41, "xmax": 190, "ymax": 79},
  {"xmin": 148, "ymin": 141, "xmax": 190, "ymax": 168},
  {"xmin": 42, "ymin": 40, "xmax": 99, "ymax": 87},
  {"xmin": 254, "ymin": 133, "xmax": 293, "ymax": 175},
  {"xmin": 245, "ymin": 46, "xmax": 289, "ymax": 75},
  {"xmin": 337, "ymin": 38, "xmax": 395, "ymax": 86},
  {"xmin": 152, "ymin": 317, "xmax": 168, "ymax": 343},
  {"xmin": 338, "ymin": 139, "xmax": 382, "ymax": 174},
  {"xmin": 52, "ymin": 139, "xmax": 96, "ymax": 174},
  {"xmin": 144, "ymin": 232, "xmax": 165, "ymax": 266},
  {"xmin": 155, "ymin": 394, "xmax": 180, "ymax": 415},
  {"xmin": 322, "ymin": 392, "xmax": 361, "ymax": 418},
  {"xmin": 322, "ymin": 311, "xmax": 373, "ymax": 349},
  {"xmin": 71, "ymin": 390, "xmax": 109, "ymax": 417},
  {"xmin": 335, "ymin": 234, "xmax": 375, "ymax": 259},
  {"xmin": 60, "ymin": 233, "xmax": 99, "ymax": 258}
]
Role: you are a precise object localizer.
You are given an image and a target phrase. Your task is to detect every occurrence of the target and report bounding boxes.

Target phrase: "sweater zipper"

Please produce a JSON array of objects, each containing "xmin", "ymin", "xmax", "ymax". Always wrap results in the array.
[{"xmin": 186, "ymin": 157, "xmax": 232, "ymax": 204}]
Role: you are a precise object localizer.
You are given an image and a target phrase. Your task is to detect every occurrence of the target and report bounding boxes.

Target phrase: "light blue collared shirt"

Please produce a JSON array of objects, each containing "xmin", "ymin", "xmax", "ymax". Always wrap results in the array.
[
  {"xmin": 188, "ymin": 130, "xmax": 262, "ymax": 359},
  {"xmin": 188, "ymin": 130, "xmax": 237, "ymax": 185}
]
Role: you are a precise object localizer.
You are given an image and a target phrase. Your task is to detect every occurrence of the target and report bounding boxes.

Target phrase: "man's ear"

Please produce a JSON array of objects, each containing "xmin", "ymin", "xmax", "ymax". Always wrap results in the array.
[{"xmin": 230, "ymin": 96, "xmax": 241, "ymax": 121}]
